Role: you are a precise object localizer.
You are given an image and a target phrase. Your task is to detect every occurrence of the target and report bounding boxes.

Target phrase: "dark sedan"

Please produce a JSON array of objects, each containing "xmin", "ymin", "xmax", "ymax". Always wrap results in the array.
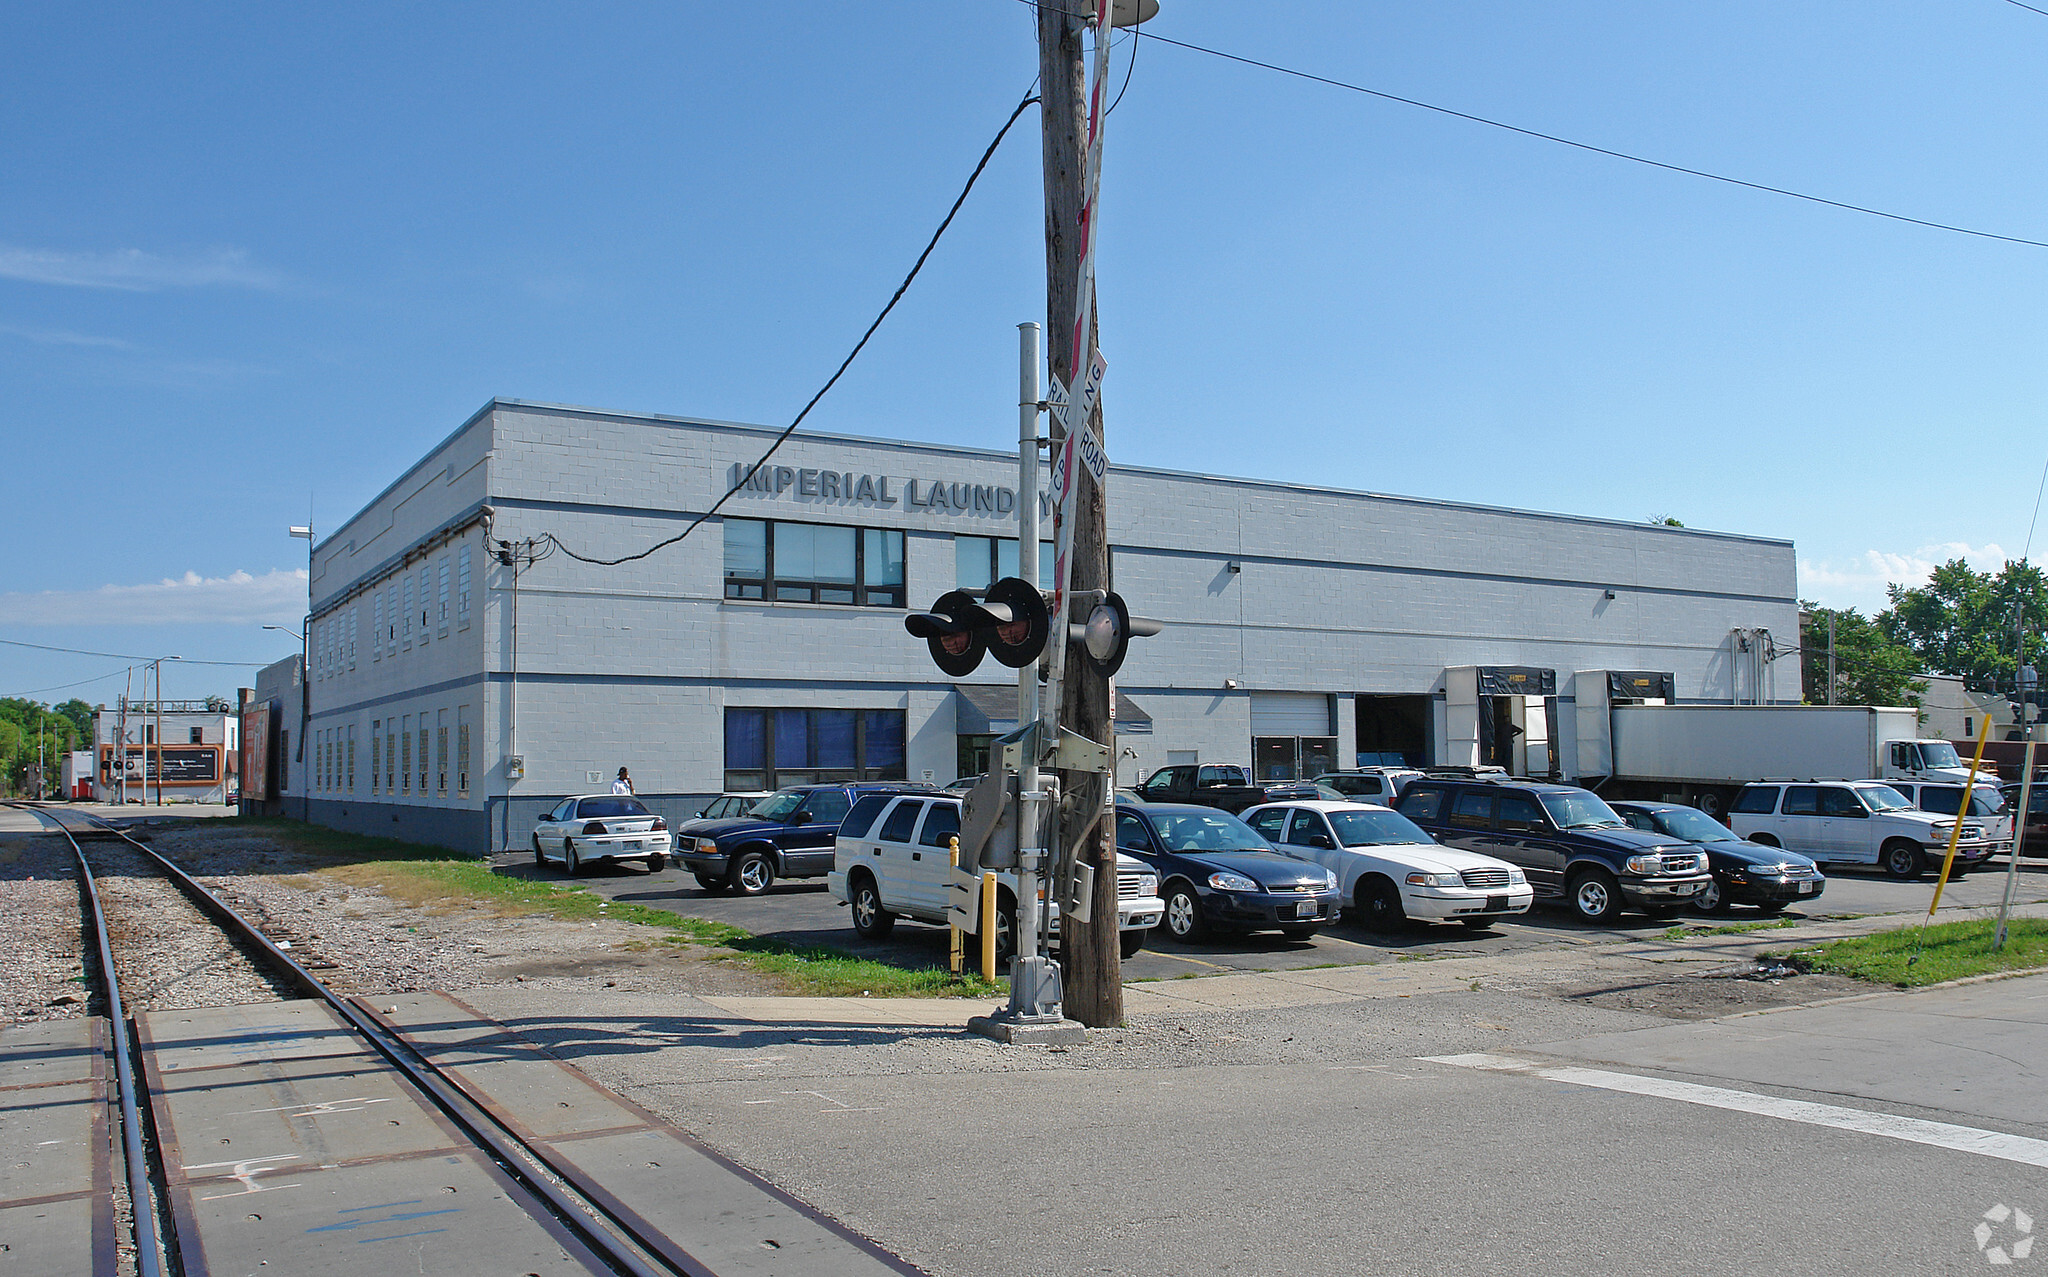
[
  {"xmin": 1114, "ymin": 802, "xmax": 1342, "ymax": 942},
  {"xmin": 1612, "ymin": 800, "xmax": 1825, "ymax": 914}
]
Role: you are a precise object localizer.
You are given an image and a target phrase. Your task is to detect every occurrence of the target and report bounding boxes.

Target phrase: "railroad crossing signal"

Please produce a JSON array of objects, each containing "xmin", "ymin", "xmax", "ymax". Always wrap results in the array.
[{"xmin": 905, "ymin": 577, "xmax": 1051, "ymax": 677}]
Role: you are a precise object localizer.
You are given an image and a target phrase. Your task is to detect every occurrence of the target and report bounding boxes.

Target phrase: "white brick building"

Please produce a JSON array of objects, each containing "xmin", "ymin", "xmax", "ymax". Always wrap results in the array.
[{"xmin": 302, "ymin": 399, "xmax": 1802, "ymax": 853}]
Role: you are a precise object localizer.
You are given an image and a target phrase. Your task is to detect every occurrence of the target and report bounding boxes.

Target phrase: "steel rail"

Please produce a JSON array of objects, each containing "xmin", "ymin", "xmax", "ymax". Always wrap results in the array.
[
  {"xmin": 4, "ymin": 803, "xmax": 172, "ymax": 1277},
  {"xmin": 13, "ymin": 805, "xmax": 690, "ymax": 1277}
]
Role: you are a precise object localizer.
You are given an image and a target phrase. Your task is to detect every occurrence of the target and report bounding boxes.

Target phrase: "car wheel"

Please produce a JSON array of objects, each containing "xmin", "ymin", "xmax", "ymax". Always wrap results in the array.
[
  {"xmin": 693, "ymin": 873, "xmax": 729, "ymax": 895},
  {"xmin": 1883, "ymin": 840, "xmax": 1925, "ymax": 880},
  {"xmin": 730, "ymin": 850, "xmax": 774, "ymax": 895},
  {"xmin": 532, "ymin": 834, "xmax": 546, "ymax": 867},
  {"xmin": 1357, "ymin": 876, "xmax": 1406, "ymax": 930},
  {"xmin": 1459, "ymin": 916, "xmax": 1497, "ymax": 931},
  {"xmin": 646, "ymin": 853, "xmax": 667, "ymax": 873},
  {"xmin": 1279, "ymin": 924, "xmax": 1319, "ymax": 941},
  {"xmin": 1569, "ymin": 870, "xmax": 1624, "ymax": 924},
  {"xmin": 1162, "ymin": 884, "xmax": 1205, "ymax": 942},
  {"xmin": 1692, "ymin": 876, "xmax": 1728, "ymax": 914},
  {"xmin": 564, "ymin": 838, "xmax": 582, "ymax": 876},
  {"xmin": 850, "ymin": 873, "xmax": 895, "ymax": 939},
  {"xmin": 1698, "ymin": 791, "xmax": 1728, "ymax": 820},
  {"xmin": 1120, "ymin": 929, "xmax": 1146, "ymax": 959}
]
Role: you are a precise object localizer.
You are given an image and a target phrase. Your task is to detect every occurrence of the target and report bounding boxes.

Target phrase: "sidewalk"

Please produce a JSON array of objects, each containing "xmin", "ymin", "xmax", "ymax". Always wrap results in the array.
[{"xmin": 695, "ymin": 900, "xmax": 2048, "ymax": 1029}]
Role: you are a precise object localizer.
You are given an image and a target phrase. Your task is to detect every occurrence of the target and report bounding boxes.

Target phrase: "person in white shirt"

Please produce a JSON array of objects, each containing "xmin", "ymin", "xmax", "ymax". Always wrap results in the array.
[{"xmin": 611, "ymin": 767, "xmax": 634, "ymax": 795}]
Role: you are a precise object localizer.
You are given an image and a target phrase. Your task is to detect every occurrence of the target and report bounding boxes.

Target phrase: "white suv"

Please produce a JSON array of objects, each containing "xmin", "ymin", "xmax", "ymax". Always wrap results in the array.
[
  {"xmin": 1727, "ymin": 780, "xmax": 2001, "ymax": 880},
  {"xmin": 827, "ymin": 792, "xmax": 1166, "ymax": 960}
]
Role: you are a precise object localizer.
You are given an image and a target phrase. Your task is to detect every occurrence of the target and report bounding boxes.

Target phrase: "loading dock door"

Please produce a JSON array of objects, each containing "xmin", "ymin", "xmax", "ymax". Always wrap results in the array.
[{"xmin": 1354, "ymin": 695, "xmax": 1430, "ymax": 768}]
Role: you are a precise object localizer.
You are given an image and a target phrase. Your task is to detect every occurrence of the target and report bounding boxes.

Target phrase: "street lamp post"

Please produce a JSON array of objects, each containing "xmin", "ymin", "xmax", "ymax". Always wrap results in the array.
[{"xmin": 290, "ymin": 525, "xmax": 314, "ymax": 821}]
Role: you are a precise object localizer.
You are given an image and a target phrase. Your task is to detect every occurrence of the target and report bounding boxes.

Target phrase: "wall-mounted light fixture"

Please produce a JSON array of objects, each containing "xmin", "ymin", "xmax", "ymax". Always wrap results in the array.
[
  {"xmin": 1603, "ymin": 589, "xmax": 1617, "ymax": 600},
  {"xmin": 1225, "ymin": 561, "xmax": 1241, "ymax": 574},
  {"xmin": 1223, "ymin": 678, "xmax": 1241, "ymax": 690}
]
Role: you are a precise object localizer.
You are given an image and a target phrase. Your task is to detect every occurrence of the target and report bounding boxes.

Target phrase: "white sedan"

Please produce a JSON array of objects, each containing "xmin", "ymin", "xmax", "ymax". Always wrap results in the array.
[
  {"xmin": 533, "ymin": 794, "xmax": 672, "ymax": 875},
  {"xmin": 1241, "ymin": 799, "xmax": 1533, "ymax": 930}
]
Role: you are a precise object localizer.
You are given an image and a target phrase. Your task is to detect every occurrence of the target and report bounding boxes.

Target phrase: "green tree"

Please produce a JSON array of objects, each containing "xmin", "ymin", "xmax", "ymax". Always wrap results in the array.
[
  {"xmin": 53, "ymin": 698, "xmax": 96, "ymax": 744},
  {"xmin": 1879, "ymin": 559, "xmax": 2048, "ymax": 693},
  {"xmin": 1800, "ymin": 603, "xmax": 1926, "ymax": 707}
]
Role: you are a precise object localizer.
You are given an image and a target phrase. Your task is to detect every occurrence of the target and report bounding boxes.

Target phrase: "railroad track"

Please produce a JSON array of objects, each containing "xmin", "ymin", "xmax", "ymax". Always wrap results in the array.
[{"xmin": 0, "ymin": 803, "xmax": 922, "ymax": 1277}]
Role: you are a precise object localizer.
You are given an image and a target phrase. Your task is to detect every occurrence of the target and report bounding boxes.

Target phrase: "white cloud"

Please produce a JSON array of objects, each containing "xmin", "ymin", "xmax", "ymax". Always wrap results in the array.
[
  {"xmin": 0, "ymin": 569, "xmax": 308, "ymax": 627},
  {"xmin": 0, "ymin": 323, "xmax": 133, "ymax": 349},
  {"xmin": 1798, "ymin": 541, "xmax": 2009, "ymax": 614},
  {"xmin": 0, "ymin": 245, "xmax": 283, "ymax": 291}
]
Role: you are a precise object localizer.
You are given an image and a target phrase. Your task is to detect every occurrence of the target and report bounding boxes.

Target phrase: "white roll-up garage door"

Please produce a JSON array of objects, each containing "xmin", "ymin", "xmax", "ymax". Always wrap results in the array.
[{"xmin": 1249, "ymin": 692, "xmax": 1332, "ymax": 736}]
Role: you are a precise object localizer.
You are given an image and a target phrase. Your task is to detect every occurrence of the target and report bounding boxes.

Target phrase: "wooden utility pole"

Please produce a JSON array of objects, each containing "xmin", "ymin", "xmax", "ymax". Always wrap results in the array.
[{"xmin": 1039, "ymin": 0, "xmax": 1122, "ymax": 1027}]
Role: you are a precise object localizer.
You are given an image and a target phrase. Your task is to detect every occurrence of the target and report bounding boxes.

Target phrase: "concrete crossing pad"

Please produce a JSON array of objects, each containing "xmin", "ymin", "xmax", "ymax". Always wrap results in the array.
[
  {"xmin": 0, "ymin": 1020, "xmax": 117, "ymax": 1276},
  {"xmin": 362, "ymin": 990, "xmax": 927, "ymax": 1276}
]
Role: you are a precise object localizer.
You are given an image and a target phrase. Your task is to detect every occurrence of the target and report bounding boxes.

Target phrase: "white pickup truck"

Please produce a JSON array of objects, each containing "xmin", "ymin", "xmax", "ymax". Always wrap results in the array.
[
  {"xmin": 827, "ymin": 791, "xmax": 1164, "ymax": 960},
  {"xmin": 1727, "ymin": 779, "xmax": 2004, "ymax": 880}
]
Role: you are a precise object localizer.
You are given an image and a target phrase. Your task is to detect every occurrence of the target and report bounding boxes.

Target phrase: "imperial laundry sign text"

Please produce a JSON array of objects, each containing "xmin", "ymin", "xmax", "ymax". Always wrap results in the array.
[{"xmin": 726, "ymin": 462, "xmax": 1051, "ymax": 517}]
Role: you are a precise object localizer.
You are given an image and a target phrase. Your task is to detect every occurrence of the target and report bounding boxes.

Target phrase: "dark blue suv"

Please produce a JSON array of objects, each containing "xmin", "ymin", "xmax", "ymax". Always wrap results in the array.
[
  {"xmin": 680, "ymin": 782, "xmax": 930, "ymax": 895},
  {"xmin": 1395, "ymin": 778, "xmax": 1712, "ymax": 923}
]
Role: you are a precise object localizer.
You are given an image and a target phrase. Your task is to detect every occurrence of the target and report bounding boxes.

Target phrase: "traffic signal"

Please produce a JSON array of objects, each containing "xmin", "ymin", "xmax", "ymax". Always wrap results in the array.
[{"xmin": 905, "ymin": 577, "xmax": 1051, "ymax": 677}]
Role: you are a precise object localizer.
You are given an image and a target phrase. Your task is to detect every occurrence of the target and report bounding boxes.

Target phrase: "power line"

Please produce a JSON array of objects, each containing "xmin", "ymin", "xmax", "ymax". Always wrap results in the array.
[
  {"xmin": 2003, "ymin": 0, "xmax": 2048, "ymax": 18},
  {"xmin": 1, "ymin": 664, "xmax": 141, "ymax": 699},
  {"xmin": 539, "ymin": 85, "xmax": 1043, "ymax": 569},
  {"xmin": 1117, "ymin": 21, "xmax": 2048, "ymax": 251},
  {"xmin": 0, "ymin": 636, "xmax": 267, "ymax": 667}
]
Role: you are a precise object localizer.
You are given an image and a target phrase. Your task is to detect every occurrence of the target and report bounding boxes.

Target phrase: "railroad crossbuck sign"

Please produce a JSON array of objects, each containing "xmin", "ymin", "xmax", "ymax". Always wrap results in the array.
[{"xmin": 1045, "ymin": 349, "xmax": 1109, "ymax": 512}]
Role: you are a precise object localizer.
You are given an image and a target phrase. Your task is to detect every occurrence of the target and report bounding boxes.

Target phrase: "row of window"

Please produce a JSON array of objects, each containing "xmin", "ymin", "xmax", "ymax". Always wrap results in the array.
[
  {"xmin": 723, "ymin": 707, "xmax": 906, "ymax": 792},
  {"xmin": 313, "ymin": 705, "xmax": 472, "ymax": 800},
  {"xmin": 313, "ymin": 545, "xmax": 474, "ymax": 681},
  {"xmin": 723, "ymin": 519, "xmax": 1054, "ymax": 609}
]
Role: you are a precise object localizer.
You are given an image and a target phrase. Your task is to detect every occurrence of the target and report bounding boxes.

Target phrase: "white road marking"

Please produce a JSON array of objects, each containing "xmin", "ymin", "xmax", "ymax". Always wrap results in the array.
[{"xmin": 1425, "ymin": 1053, "xmax": 2048, "ymax": 1169}]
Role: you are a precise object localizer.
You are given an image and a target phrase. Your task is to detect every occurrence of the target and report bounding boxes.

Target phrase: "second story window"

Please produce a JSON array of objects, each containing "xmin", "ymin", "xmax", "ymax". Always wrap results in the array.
[
  {"xmin": 723, "ymin": 518, "xmax": 904, "ymax": 607},
  {"xmin": 954, "ymin": 535, "xmax": 1053, "ymax": 597}
]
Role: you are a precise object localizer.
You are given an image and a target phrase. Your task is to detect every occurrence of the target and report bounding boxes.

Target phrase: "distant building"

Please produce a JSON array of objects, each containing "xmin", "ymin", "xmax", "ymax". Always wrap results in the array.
[
  {"xmin": 299, "ymin": 398, "xmax": 1802, "ymax": 854},
  {"xmin": 93, "ymin": 701, "xmax": 238, "ymax": 805},
  {"xmin": 241, "ymin": 655, "xmax": 304, "ymax": 816}
]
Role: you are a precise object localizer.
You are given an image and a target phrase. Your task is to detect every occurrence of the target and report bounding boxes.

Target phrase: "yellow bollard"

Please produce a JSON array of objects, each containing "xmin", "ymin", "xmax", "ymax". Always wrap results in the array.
[
  {"xmin": 980, "ymin": 870, "xmax": 998, "ymax": 982},
  {"xmin": 1928, "ymin": 713, "xmax": 1996, "ymax": 916},
  {"xmin": 948, "ymin": 836, "xmax": 962, "ymax": 976}
]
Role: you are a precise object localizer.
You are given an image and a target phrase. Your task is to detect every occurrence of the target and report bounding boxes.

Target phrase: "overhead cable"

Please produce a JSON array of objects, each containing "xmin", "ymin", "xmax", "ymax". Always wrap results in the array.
[{"xmin": 539, "ymin": 85, "xmax": 1043, "ymax": 568}]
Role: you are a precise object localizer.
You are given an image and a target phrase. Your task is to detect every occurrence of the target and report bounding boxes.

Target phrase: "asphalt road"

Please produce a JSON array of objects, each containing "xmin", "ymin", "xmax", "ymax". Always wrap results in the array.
[
  {"xmin": 501, "ymin": 849, "xmax": 2048, "ymax": 980},
  {"xmin": 472, "ymin": 959, "xmax": 2048, "ymax": 1276}
]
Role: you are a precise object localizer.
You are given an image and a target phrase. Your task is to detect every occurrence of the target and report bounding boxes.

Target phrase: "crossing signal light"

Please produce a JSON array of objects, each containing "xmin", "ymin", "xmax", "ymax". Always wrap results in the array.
[
  {"xmin": 1071, "ymin": 590, "xmax": 1161, "ymax": 679},
  {"xmin": 905, "ymin": 577, "xmax": 1050, "ymax": 677}
]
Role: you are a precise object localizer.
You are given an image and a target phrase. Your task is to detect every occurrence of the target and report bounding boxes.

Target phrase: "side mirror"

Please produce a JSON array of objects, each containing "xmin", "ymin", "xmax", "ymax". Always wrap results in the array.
[
  {"xmin": 1310, "ymin": 834, "xmax": 1336, "ymax": 850},
  {"xmin": 789, "ymin": 810, "xmax": 812, "ymax": 826}
]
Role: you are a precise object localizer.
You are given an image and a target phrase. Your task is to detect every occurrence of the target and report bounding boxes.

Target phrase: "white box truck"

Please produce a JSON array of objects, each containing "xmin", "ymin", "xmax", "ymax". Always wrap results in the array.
[{"xmin": 1577, "ymin": 696, "xmax": 1996, "ymax": 818}]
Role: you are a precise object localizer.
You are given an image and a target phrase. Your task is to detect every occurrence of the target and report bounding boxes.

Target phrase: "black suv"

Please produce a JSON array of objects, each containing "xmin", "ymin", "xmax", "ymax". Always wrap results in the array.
[
  {"xmin": 680, "ymin": 782, "xmax": 931, "ymax": 895},
  {"xmin": 1394, "ymin": 778, "xmax": 1712, "ymax": 923}
]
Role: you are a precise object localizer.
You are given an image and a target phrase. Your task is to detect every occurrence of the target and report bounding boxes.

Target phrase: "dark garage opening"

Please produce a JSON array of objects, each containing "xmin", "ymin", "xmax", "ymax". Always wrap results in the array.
[{"xmin": 1355, "ymin": 694, "xmax": 1431, "ymax": 769}]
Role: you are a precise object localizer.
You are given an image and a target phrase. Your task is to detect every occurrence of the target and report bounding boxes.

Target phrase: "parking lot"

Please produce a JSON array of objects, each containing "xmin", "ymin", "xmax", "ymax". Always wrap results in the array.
[{"xmin": 496, "ymin": 850, "xmax": 2048, "ymax": 981}]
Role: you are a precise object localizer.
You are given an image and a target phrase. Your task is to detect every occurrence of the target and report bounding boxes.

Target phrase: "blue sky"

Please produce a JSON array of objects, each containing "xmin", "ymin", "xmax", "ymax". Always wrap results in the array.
[{"xmin": 4, "ymin": 1, "xmax": 2045, "ymax": 704}]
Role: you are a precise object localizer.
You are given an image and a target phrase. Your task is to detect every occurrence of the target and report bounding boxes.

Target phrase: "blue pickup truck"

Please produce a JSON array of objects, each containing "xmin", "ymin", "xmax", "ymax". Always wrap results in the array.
[{"xmin": 680, "ymin": 782, "xmax": 932, "ymax": 895}]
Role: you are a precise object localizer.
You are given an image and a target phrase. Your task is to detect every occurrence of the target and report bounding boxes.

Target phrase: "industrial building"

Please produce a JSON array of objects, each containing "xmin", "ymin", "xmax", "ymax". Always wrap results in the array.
[
  {"xmin": 92, "ymin": 701, "xmax": 238, "ymax": 805},
  {"xmin": 298, "ymin": 398, "xmax": 1802, "ymax": 853}
]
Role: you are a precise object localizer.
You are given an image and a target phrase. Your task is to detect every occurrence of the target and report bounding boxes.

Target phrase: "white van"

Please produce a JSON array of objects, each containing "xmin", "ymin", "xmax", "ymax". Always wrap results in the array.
[{"xmin": 827, "ymin": 792, "xmax": 1164, "ymax": 960}]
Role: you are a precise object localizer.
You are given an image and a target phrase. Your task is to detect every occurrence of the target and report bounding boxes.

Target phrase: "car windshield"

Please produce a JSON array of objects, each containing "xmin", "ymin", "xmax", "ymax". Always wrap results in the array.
[
  {"xmin": 578, "ymin": 797, "xmax": 649, "ymax": 818},
  {"xmin": 749, "ymin": 790, "xmax": 806, "ymax": 820},
  {"xmin": 1328, "ymin": 809, "xmax": 1433, "ymax": 847},
  {"xmin": 1859, "ymin": 785, "xmax": 1913, "ymax": 811},
  {"xmin": 1653, "ymin": 808, "xmax": 1738, "ymax": 843},
  {"xmin": 1537, "ymin": 792, "xmax": 1627, "ymax": 829},
  {"xmin": 1144, "ymin": 809, "xmax": 1267, "ymax": 852}
]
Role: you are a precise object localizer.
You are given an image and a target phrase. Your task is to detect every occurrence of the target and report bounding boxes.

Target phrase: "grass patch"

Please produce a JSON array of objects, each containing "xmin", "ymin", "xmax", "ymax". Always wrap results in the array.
[
  {"xmin": 189, "ymin": 817, "xmax": 1004, "ymax": 999},
  {"xmin": 1658, "ymin": 918, "xmax": 1799, "ymax": 942},
  {"xmin": 1789, "ymin": 918, "xmax": 2048, "ymax": 988}
]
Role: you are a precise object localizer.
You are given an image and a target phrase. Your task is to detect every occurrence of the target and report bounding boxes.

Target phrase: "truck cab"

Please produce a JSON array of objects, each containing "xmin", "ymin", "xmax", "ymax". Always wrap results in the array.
[
  {"xmin": 1880, "ymin": 739, "xmax": 1998, "ymax": 787},
  {"xmin": 1135, "ymin": 764, "xmax": 1267, "ymax": 814}
]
